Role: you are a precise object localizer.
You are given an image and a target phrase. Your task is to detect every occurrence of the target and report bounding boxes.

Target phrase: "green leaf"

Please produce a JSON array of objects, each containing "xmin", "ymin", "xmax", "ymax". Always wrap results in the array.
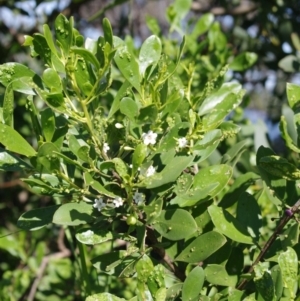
[
  {"xmin": 139, "ymin": 35, "xmax": 162, "ymax": 76},
  {"xmin": 236, "ymin": 192, "xmax": 262, "ymax": 240},
  {"xmin": 55, "ymin": 14, "xmax": 72, "ymax": 56},
  {"xmin": 103, "ymin": 18, "xmax": 113, "ymax": 47},
  {"xmin": 76, "ymin": 228, "xmax": 114, "ymax": 245},
  {"xmin": 230, "ymin": 52, "xmax": 258, "ymax": 71},
  {"xmin": 175, "ymin": 231, "xmax": 226, "ymax": 263},
  {"xmin": 137, "ymin": 104, "xmax": 158, "ymax": 124},
  {"xmin": 132, "ymin": 144, "xmax": 147, "ymax": 174},
  {"xmin": 41, "ymin": 108, "xmax": 55, "ymax": 142},
  {"xmin": 114, "ymin": 45, "xmax": 141, "ymax": 94},
  {"xmin": 205, "ymin": 264, "xmax": 238, "ymax": 287},
  {"xmin": 52, "ymin": 202, "xmax": 94, "ymax": 226},
  {"xmin": 42, "ymin": 68, "xmax": 62, "ymax": 92},
  {"xmin": 153, "ymin": 209, "xmax": 197, "ymax": 240},
  {"xmin": 17, "ymin": 205, "xmax": 60, "ymax": 230},
  {"xmin": 182, "ymin": 267, "xmax": 205, "ymax": 301},
  {"xmin": 119, "ymin": 97, "xmax": 138, "ymax": 121},
  {"xmin": 279, "ymin": 115, "xmax": 300, "ymax": 153},
  {"xmin": 0, "ymin": 148, "xmax": 32, "ymax": 171},
  {"xmin": 278, "ymin": 247, "xmax": 298, "ymax": 299},
  {"xmin": 3, "ymin": 83, "xmax": 14, "ymax": 127},
  {"xmin": 259, "ymin": 155, "xmax": 300, "ymax": 180},
  {"xmin": 86, "ymin": 293, "xmax": 126, "ymax": 301},
  {"xmin": 71, "ymin": 46, "xmax": 100, "ymax": 70},
  {"xmin": 0, "ymin": 123, "xmax": 36, "ymax": 157},
  {"xmin": 135, "ymin": 254, "xmax": 154, "ymax": 283},
  {"xmin": 198, "ymin": 82, "xmax": 242, "ymax": 116},
  {"xmin": 107, "ymin": 81, "xmax": 131, "ymax": 119},
  {"xmin": 171, "ymin": 164, "xmax": 232, "ymax": 207},
  {"xmin": 144, "ymin": 154, "xmax": 194, "ymax": 189},
  {"xmin": 84, "ymin": 172, "xmax": 116, "ymax": 198},
  {"xmin": 219, "ymin": 172, "xmax": 260, "ymax": 208},
  {"xmin": 271, "ymin": 265, "xmax": 283, "ymax": 300},
  {"xmin": 43, "ymin": 24, "xmax": 59, "ymax": 58},
  {"xmin": 192, "ymin": 13, "xmax": 214, "ymax": 36},
  {"xmin": 208, "ymin": 205, "xmax": 254, "ymax": 244},
  {"xmin": 254, "ymin": 264, "xmax": 275, "ymax": 301},
  {"xmin": 37, "ymin": 142, "xmax": 60, "ymax": 171}
]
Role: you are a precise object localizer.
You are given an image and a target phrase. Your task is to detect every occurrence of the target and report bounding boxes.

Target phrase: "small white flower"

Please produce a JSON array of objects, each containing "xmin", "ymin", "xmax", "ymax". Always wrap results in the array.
[
  {"xmin": 133, "ymin": 190, "xmax": 144, "ymax": 205},
  {"xmin": 113, "ymin": 196, "xmax": 123, "ymax": 208},
  {"xmin": 129, "ymin": 164, "xmax": 141, "ymax": 171},
  {"xmin": 142, "ymin": 130, "xmax": 158, "ymax": 146},
  {"xmin": 93, "ymin": 198, "xmax": 106, "ymax": 211},
  {"xmin": 115, "ymin": 123, "xmax": 123, "ymax": 129},
  {"xmin": 178, "ymin": 137, "xmax": 188, "ymax": 148},
  {"xmin": 103, "ymin": 143, "xmax": 110, "ymax": 153},
  {"xmin": 145, "ymin": 165, "xmax": 155, "ymax": 177}
]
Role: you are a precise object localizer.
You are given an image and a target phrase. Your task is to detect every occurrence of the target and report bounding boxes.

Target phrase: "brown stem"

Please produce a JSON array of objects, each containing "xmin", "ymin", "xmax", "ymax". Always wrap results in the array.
[
  {"xmin": 146, "ymin": 226, "xmax": 185, "ymax": 281},
  {"xmin": 237, "ymin": 199, "xmax": 300, "ymax": 290}
]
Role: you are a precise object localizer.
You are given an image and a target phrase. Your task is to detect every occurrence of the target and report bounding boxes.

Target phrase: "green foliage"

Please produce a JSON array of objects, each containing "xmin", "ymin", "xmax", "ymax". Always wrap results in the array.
[{"xmin": 2, "ymin": 3, "xmax": 300, "ymax": 301}]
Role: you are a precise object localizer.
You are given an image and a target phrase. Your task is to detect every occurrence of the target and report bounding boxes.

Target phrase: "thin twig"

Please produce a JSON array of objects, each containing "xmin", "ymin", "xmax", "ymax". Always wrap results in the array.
[
  {"xmin": 27, "ymin": 227, "xmax": 71, "ymax": 301},
  {"xmin": 237, "ymin": 199, "xmax": 300, "ymax": 290}
]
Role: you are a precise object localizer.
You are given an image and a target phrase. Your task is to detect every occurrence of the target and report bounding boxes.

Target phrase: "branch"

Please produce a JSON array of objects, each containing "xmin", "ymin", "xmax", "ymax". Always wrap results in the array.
[
  {"xmin": 27, "ymin": 227, "xmax": 71, "ymax": 301},
  {"xmin": 237, "ymin": 199, "xmax": 300, "ymax": 290}
]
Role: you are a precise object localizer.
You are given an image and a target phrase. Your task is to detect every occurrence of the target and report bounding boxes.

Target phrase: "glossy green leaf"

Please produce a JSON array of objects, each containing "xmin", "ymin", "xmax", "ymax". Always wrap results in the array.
[
  {"xmin": 84, "ymin": 172, "xmax": 116, "ymax": 198},
  {"xmin": 103, "ymin": 18, "xmax": 113, "ymax": 47},
  {"xmin": 271, "ymin": 265, "xmax": 283, "ymax": 300},
  {"xmin": 114, "ymin": 45, "xmax": 141, "ymax": 94},
  {"xmin": 76, "ymin": 228, "xmax": 114, "ymax": 245},
  {"xmin": 171, "ymin": 164, "xmax": 232, "ymax": 207},
  {"xmin": 137, "ymin": 104, "xmax": 158, "ymax": 123},
  {"xmin": 220, "ymin": 172, "xmax": 259, "ymax": 208},
  {"xmin": 42, "ymin": 68, "xmax": 62, "ymax": 92},
  {"xmin": 153, "ymin": 209, "xmax": 197, "ymax": 240},
  {"xmin": 71, "ymin": 46, "xmax": 100, "ymax": 70},
  {"xmin": 37, "ymin": 142, "xmax": 60, "ymax": 171},
  {"xmin": 41, "ymin": 108, "xmax": 55, "ymax": 142},
  {"xmin": 205, "ymin": 264, "xmax": 238, "ymax": 287},
  {"xmin": 192, "ymin": 13, "xmax": 214, "ymax": 36},
  {"xmin": 192, "ymin": 129, "xmax": 222, "ymax": 151},
  {"xmin": 45, "ymin": 92, "xmax": 66, "ymax": 112},
  {"xmin": 281, "ymin": 223, "xmax": 299, "ymax": 250},
  {"xmin": 166, "ymin": 283, "xmax": 183, "ymax": 301},
  {"xmin": 52, "ymin": 202, "xmax": 94, "ymax": 226},
  {"xmin": 43, "ymin": 24, "xmax": 59, "ymax": 58},
  {"xmin": 144, "ymin": 154, "xmax": 194, "ymax": 189},
  {"xmin": 202, "ymin": 92, "xmax": 242, "ymax": 130},
  {"xmin": 236, "ymin": 192, "xmax": 262, "ymax": 240},
  {"xmin": 144, "ymin": 198, "xmax": 163, "ymax": 223},
  {"xmin": 0, "ymin": 148, "xmax": 32, "ymax": 171},
  {"xmin": 278, "ymin": 247, "xmax": 298, "ymax": 299},
  {"xmin": 279, "ymin": 115, "xmax": 300, "ymax": 153},
  {"xmin": 0, "ymin": 63, "xmax": 44, "ymax": 94},
  {"xmin": 182, "ymin": 267, "xmax": 205, "ymax": 301},
  {"xmin": 0, "ymin": 123, "xmax": 36, "ymax": 157},
  {"xmin": 132, "ymin": 143, "xmax": 147, "ymax": 174},
  {"xmin": 254, "ymin": 264, "xmax": 275, "ymax": 301},
  {"xmin": 135, "ymin": 254, "xmax": 154, "ymax": 283},
  {"xmin": 175, "ymin": 231, "xmax": 226, "ymax": 263},
  {"xmin": 119, "ymin": 97, "xmax": 138, "ymax": 121},
  {"xmin": 230, "ymin": 52, "xmax": 258, "ymax": 71},
  {"xmin": 198, "ymin": 82, "xmax": 242, "ymax": 116},
  {"xmin": 113, "ymin": 158, "xmax": 129, "ymax": 181},
  {"xmin": 32, "ymin": 33, "xmax": 52, "ymax": 66},
  {"xmin": 139, "ymin": 35, "xmax": 162, "ymax": 76},
  {"xmin": 3, "ymin": 83, "xmax": 14, "ymax": 127},
  {"xmin": 55, "ymin": 14, "xmax": 72, "ymax": 56},
  {"xmin": 256, "ymin": 146, "xmax": 286, "ymax": 200},
  {"xmin": 107, "ymin": 81, "xmax": 131, "ymax": 119},
  {"xmin": 208, "ymin": 205, "xmax": 253, "ymax": 244},
  {"xmin": 74, "ymin": 56, "xmax": 94, "ymax": 96},
  {"xmin": 259, "ymin": 155, "xmax": 300, "ymax": 180},
  {"xmin": 17, "ymin": 205, "xmax": 60, "ymax": 230},
  {"xmin": 286, "ymin": 82, "xmax": 300, "ymax": 113}
]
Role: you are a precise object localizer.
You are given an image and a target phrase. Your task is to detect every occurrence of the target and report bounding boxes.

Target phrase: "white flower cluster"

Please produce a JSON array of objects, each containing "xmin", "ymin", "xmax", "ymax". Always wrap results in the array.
[
  {"xmin": 133, "ymin": 190, "xmax": 144, "ymax": 205},
  {"xmin": 93, "ymin": 196, "xmax": 124, "ymax": 212},
  {"xmin": 103, "ymin": 143, "xmax": 110, "ymax": 153}
]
